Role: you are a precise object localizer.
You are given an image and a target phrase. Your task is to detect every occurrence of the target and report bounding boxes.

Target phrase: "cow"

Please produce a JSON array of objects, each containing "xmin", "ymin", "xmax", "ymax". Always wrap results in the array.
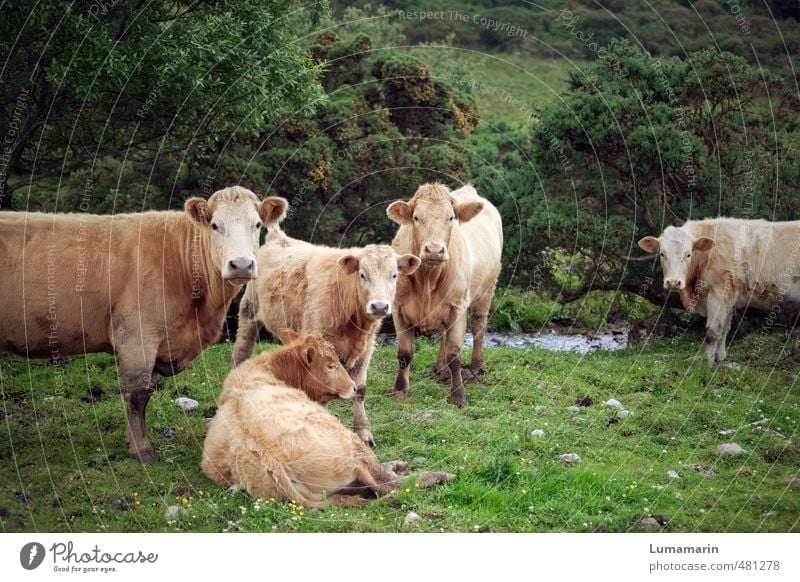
[
  {"xmin": 0, "ymin": 186, "xmax": 288, "ymax": 463},
  {"xmin": 638, "ymin": 218, "xmax": 800, "ymax": 368},
  {"xmin": 232, "ymin": 228, "xmax": 421, "ymax": 446},
  {"xmin": 203, "ymin": 330, "xmax": 417, "ymax": 507},
  {"xmin": 387, "ymin": 183, "xmax": 503, "ymax": 406}
]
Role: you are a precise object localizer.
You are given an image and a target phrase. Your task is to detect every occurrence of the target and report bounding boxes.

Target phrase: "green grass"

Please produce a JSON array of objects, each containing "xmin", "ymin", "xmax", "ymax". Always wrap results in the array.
[
  {"xmin": 1, "ymin": 331, "xmax": 799, "ymax": 533},
  {"xmin": 413, "ymin": 49, "xmax": 581, "ymax": 126}
]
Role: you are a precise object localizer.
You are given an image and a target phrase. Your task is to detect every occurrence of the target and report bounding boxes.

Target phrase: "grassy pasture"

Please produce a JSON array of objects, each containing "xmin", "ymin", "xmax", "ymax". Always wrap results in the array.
[{"xmin": 1, "ymin": 328, "xmax": 799, "ymax": 533}]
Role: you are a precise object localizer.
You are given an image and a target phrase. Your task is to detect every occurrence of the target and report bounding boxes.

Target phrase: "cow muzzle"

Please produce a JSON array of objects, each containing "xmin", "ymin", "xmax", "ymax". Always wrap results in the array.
[
  {"xmin": 664, "ymin": 279, "xmax": 684, "ymax": 290},
  {"xmin": 223, "ymin": 257, "xmax": 257, "ymax": 284},
  {"xmin": 342, "ymin": 383, "xmax": 357, "ymax": 400},
  {"xmin": 421, "ymin": 242, "xmax": 448, "ymax": 263},
  {"xmin": 367, "ymin": 301, "xmax": 391, "ymax": 317}
]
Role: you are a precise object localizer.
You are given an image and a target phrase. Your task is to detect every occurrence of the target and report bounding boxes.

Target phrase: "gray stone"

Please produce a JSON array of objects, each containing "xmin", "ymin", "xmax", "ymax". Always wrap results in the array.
[
  {"xmin": 403, "ymin": 512, "xmax": 421, "ymax": 526},
  {"xmin": 719, "ymin": 429, "xmax": 737, "ymax": 436},
  {"xmin": 616, "ymin": 410, "xmax": 632, "ymax": 419},
  {"xmin": 175, "ymin": 397, "xmax": 199, "ymax": 411},
  {"xmin": 717, "ymin": 442, "xmax": 745, "ymax": 456},
  {"xmin": 165, "ymin": 505, "xmax": 189, "ymax": 522},
  {"xmin": 534, "ymin": 405, "xmax": 546, "ymax": 414},
  {"xmin": 667, "ymin": 470, "xmax": 680, "ymax": 480},
  {"xmin": 603, "ymin": 399, "xmax": 624, "ymax": 410},
  {"xmin": 567, "ymin": 405, "xmax": 580, "ymax": 413},
  {"xmin": 560, "ymin": 453, "xmax": 582, "ymax": 465},
  {"xmin": 691, "ymin": 464, "xmax": 716, "ymax": 479},
  {"xmin": 530, "ymin": 429, "xmax": 545, "ymax": 438},
  {"xmin": 571, "ymin": 416, "xmax": 586, "ymax": 424},
  {"xmin": 783, "ymin": 478, "xmax": 800, "ymax": 489},
  {"xmin": 636, "ymin": 517, "xmax": 661, "ymax": 530}
]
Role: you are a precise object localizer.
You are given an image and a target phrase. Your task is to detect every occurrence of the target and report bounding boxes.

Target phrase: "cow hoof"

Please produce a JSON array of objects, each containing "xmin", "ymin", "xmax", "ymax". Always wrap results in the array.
[
  {"xmin": 391, "ymin": 390, "xmax": 408, "ymax": 400},
  {"xmin": 382, "ymin": 460, "xmax": 409, "ymax": 476},
  {"xmin": 358, "ymin": 430, "xmax": 376, "ymax": 448},
  {"xmin": 130, "ymin": 449, "xmax": 157, "ymax": 465},
  {"xmin": 448, "ymin": 395, "xmax": 468, "ymax": 407}
]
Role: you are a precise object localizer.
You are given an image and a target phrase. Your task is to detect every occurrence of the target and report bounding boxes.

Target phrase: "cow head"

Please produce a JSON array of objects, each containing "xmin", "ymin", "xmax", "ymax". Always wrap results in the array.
[
  {"xmin": 337, "ymin": 245, "xmax": 421, "ymax": 318},
  {"xmin": 638, "ymin": 226, "xmax": 715, "ymax": 291},
  {"xmin": 387, "ymin": 183, "xmax": 483, "ymax": 264},
  {"xmin": 276, "ymin": 329, "xmax": 355, "ymax": 403},
  {"xmin": 185, "ymin": 186, "xmax": 287, "ymax": 285}
]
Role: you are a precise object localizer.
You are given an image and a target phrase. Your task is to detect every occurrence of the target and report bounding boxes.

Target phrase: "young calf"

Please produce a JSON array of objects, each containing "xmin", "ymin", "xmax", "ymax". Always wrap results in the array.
[
  {"xmin": 232, "ymin": 229, "xmax": 421, "ymax": 446},
  {"xmin": 202, "ymin": 330, "xmax": 410, "ymax": 507}
]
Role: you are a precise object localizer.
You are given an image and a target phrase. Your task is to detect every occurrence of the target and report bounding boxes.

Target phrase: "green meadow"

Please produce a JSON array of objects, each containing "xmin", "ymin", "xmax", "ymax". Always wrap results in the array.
[{"xmin": 2, "ymin": 330, "xmax": 798, "ymax": 533}]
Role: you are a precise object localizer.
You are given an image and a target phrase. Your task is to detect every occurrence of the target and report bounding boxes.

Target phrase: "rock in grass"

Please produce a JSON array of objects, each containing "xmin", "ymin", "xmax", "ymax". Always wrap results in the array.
[
  {"xmin": 403, "ymin": 512, "xmax": 421, "ymax": 526},
  {"xmin": 534, "ymin": 405, "xmax": 546, "ymax": 414},
  {"xmin": 175, "ymin": 397, "xmax": 199, "ymax": 411},
  {"xmin": 691, "ymin": 464, "xmax": 716, "ymax": 479},
  {"xmin": 667, "ymin": 470, "xmax": 680, "ymax": 480},
  {"xmin": 636, "ymin": 517, "xmax": 661, "ymax": 530},
  {"xmin": 165, "ymin": 505, "xmax": 189, "ymax": 522},
  {"xmin": 603, "ymin": 399, "xmax": 624, "ymax": 410},
  {"xmin": 616, "ymin": 410, "xmax": 632, "ymax": 419},
  {"xmin": 416, "ymin": 471, "xmax": 456, "ymax": 489},
  {"xmin": 571, "ymin": 416, "xmax": 586, "ymax": 424},
  {"xmin": 559, "ymin": 453, "xmax": 581, "ymax": 465},
  {"xmin": 717, "ymin": 442, "xmax": 745, "ymax": 456},
  {"xmin": 530, "ymin": 429, "xmax": 545, "ymax": 438},
  {"xmin": 719, "ymin": 429, "xmax": 737, "ymax": 436},
  {"xmin": 567, "ymin": 405, "xmax": 580, "ymax": 413},
  {"xmin": 783, "ymin": 478, "xmax": 800, "ymax": 489}
]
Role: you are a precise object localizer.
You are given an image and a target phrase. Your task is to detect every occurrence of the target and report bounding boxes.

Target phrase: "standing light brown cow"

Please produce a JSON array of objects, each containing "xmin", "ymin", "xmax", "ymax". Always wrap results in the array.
[
  {"xmin": 387, "ymin": 183, "xmax": 503, "ymax": 406},
  {"xmin": 638, "ymin": 218, "xmax": 800, "ymax": 368},
  {"xmin": 232, "ymin": 228, "xmax": 421, "ymax": 446},
  {"xmin": 0, "ymin": 186, "xmax": 287, "ymax": 463}
]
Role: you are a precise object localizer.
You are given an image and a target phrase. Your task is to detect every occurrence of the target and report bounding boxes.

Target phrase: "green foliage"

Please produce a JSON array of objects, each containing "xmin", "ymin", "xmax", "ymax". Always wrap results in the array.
[{"xmin": 0, "ymin": 0, "xmax": 326, "ymax": 209}]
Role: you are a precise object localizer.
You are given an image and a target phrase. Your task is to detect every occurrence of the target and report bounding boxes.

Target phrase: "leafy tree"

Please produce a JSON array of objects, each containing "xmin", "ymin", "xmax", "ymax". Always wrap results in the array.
[{"xmin": 0, "ymin": 0, "xmax": 326, "ymax": 209}]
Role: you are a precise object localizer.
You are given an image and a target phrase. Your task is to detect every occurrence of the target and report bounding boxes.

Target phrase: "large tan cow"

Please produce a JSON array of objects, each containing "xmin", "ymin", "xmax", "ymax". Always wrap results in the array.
[
  {"xmin": 638, "ymin": 218, "xmax": 800, "ymax": 368},
  {"xmin": 232, "ymin": 228, "xmax": 421, "ymax": 446},
  {"xmin": 387, "ymin": 183, "xmax": 503, "ymax": 406},
  {"xmin": 0, "ymin": 186, "xmax": 287, "ymax": 463},
  {"xmin": 203, "ymin": 330, "xmax": 412, "ymax": 507}
]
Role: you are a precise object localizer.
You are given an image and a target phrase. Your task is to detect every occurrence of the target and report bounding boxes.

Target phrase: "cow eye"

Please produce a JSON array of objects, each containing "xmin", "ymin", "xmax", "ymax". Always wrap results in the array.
[
  {"xmin": 255, "ymin": 221, "xmax": 262, "ymax": 230},
  {"xmin": 211, "ymin": 222, "xmax": 219, "ymax": 231},
  {"xmin": 686, "ymin": 253, "xmax": 691, "ymax": 258},
  {"xmin": 360, "ymin": 273, "xmax": 366, "ymax": 280},
  {"xmin": 660, "ymin": 253, "xmax": 664, "ymax": 257},
  {"xmin": 413, "ymin": 216, "xmax": 419, "ymax": 222},
  {"xmin": 449, "ymin": 215, "xmax": 455, "ymax": 221},
  {"xmin": 392, "ymin": 273, "xmax": 398, "ymax": 279}
]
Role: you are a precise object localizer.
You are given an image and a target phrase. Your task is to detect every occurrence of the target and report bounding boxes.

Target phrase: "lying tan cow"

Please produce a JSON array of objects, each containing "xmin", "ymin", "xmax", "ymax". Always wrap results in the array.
[
  {"xmin": 0, "ymin": 186, "xmax": 287, "ymax": 463},
  {"xmin": 203, "ymin": 330, "xmax": 417, "ymax": 507},
  {"xmin": 387, "ymin": 183, "xmax": 503, "ymax": 406},
  {"xmin": 638, "ymin": 218, "xmax": 800, "ymax": 368},
  {"xmin": 232, "ymin": 228, "xmax": 421, "ymax": 446}
]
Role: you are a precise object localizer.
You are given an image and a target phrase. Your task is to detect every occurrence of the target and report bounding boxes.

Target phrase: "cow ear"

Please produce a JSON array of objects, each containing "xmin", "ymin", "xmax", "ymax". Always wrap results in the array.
[
  {"xmin": 276, "ymin": 328, "xmax": 300, "ymax": 345},
  {"xmin": 185, "ymin": 198, "xmax": 212, "ymax": 225},
  {"xmin": 387, "ymin": 201, "xmax": 413, "ymax": 225},
  {"xmin": 397, "ymin": 254, "xmax": 421, "ymax": 276},
  {"xmin": 638, "ymin": 236, "xmax": 660, "ymax": 253},
  {"xmin": 259, "ymin": 197, "xmax": 288, "ymax": 225},
  {"xmin": 303, "ymin": 345, "xmax": 316, "ymax": 365},
  {"xmin": 454, "ymin": 201, "xmax": 483, "ymax": 223},
  {"xmin": 693, "ymin": 237, "xmax": 715, "ymax": 252},
  {"xmin": 337, "ymin": 255, "xmax": 360, "ymax": 275}
]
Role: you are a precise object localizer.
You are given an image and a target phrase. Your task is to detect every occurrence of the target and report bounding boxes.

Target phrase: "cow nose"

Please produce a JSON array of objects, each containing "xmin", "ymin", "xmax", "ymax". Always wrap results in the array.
[
  {"xmin": 369, "ymin": 301, "xmax": 390, "ymax": 315},
  {"xmin": 665, "ymin": 279, "xmax": 681, "ymax": 290},
  {"xmin": 226, "ymin": 258, "xmax": 255, "ymax": 278},
  {"xmin": 422, "ymin": 244, "xmax": 446, "ymax": 258}
]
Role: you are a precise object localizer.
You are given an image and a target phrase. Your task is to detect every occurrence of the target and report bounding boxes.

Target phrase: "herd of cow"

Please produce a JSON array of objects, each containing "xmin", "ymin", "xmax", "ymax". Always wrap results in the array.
[{"xmin": 1, "ymin": 183, "xmax": 797, "ymax": 506}]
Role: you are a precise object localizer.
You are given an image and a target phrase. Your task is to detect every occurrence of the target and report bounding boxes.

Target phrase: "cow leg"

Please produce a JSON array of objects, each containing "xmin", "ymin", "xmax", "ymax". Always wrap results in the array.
[
  {"xmin": 353, "ymin": 459, "xmax": 402, "ymax": 498},
  {"xmin": 466, "ymin": 296, "xmax": 492, "ymax": 379},
  {"xmin": 430, "ymin": 340, "xmax": 449, "ymax": 381},
  {"xmin": 232, "ymin": 290, "xmax": 259, "ymax": 366},
  {"xmin": 120, "ymin": 366, "xmax": 158, "ymax": 464},
  {"xmin": 704, "ymin": 293, "xmax": 733, "ymax": 369},
  {"xmin": 444, "ymin": 312, "xmax": 468, "ymax": 407},
  {"xmin": 392, "ymin": 316, "xmax": 415, "ymax": 399},
  {"xmin": 350, "ymin": 340, "xmax": 376, "ymax": 447}
]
